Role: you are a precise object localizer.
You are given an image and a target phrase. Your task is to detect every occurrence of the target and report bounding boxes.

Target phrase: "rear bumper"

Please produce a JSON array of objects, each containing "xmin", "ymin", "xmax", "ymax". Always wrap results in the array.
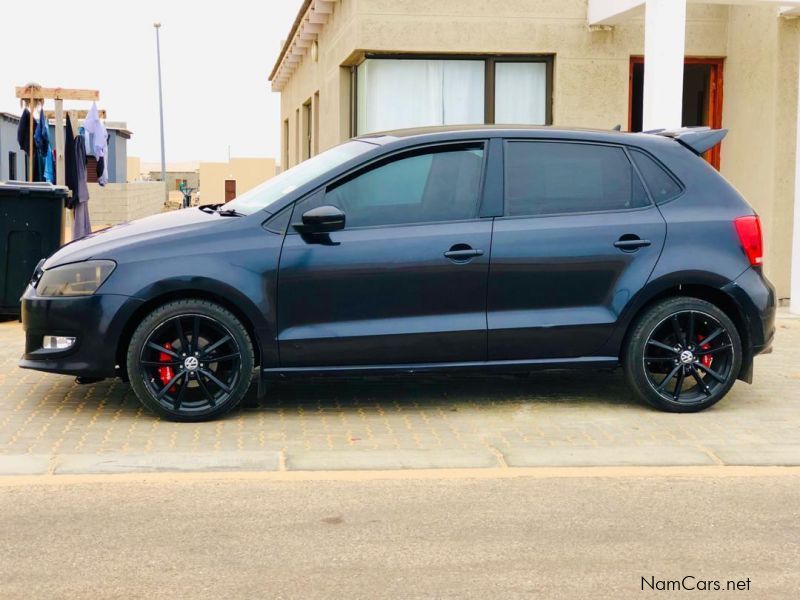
[
  {"xmin": 18, "ymin": 286, "xmax": 143, "ymax": 377},
  {"xmin": 723, "ymin": 266, "xmax": 776, "ymax": 356}
]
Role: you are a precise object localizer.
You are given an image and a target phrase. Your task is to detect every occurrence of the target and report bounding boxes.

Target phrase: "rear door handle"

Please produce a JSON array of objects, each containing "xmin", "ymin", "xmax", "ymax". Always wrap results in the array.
[
  {"xmin": 614, "ymin": 237, "xmax": 651, "ymax": 251},
  {"xmin": 444, "ymin": 246, "xmax": 484, "ymax": 261}
]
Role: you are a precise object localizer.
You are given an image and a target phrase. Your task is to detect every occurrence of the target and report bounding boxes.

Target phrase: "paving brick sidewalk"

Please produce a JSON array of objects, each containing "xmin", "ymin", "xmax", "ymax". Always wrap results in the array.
[{"xmin": 1, "ymin": 314, "xmax": 798, "ymax": 473}]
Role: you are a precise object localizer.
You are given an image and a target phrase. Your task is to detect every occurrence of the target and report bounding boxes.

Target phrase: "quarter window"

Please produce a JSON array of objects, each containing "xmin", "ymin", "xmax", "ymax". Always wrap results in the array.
[
  {"xmin": 300, "ymin": 145, "xmax": 485, "ymax": 229},
  {"xmin": 504, "ymin": 141, "xmax": 649, "ymax": 217},
  {"xmin": 630, "ymin": 149, "xmax": 683, "ymax": 204}
]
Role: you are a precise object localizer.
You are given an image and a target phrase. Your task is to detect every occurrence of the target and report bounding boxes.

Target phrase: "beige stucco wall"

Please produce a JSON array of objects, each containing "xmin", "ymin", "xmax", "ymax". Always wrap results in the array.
[
  {"xmin": 88, "ymin": 181, "xmax": 167, "ymax": 228},
  {"xmin": 276, "ymin": 0, "xmax": 798, "ymax": 299},
  {"xmin": 721, "ymin": 6, "xmax": 799, "ymax": 300},
  {"xmin": 279, "ymin": 1, "xmax": 729, "ymax": 162},
  {"xmin": 126, "ymin": 157, "xmax": 142, "ymax": 182},
  {"xmin": 199, "ymin": 158, "xmax": 277, "ymax": 204}
]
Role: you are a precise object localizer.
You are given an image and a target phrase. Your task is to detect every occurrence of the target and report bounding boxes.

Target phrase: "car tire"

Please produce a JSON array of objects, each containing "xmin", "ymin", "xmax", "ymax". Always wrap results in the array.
[
  {"xmin": 624, "ymin": 297, "xmax": 742, "ymax": 413},
  {"xmin": 126, "ymin": 299, "xmax": 254, "ymax": 422}
]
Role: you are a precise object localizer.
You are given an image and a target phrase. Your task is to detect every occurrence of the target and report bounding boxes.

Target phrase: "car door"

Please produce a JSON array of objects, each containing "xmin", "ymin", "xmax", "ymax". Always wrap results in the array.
[
  {"xmin": 277, "ymin": 141, "xmax": 493, "ymax": 368},
  {"xmin": 488, "ymin": 139, "xmax": 667, "ymax": 360}
]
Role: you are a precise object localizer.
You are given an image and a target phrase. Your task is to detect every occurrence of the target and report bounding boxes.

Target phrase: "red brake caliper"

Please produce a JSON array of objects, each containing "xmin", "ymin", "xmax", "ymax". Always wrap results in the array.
[
  {"xmin": 158, "ymin": 342, "xmax": 176, "ymax": 389},
  {"xmin": 697, "ymin": 335, "xmax": 713, "ymax": 368}
]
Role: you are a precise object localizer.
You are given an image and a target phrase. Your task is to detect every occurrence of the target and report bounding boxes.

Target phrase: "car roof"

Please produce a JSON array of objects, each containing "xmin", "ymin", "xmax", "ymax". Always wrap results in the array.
[{"xmin": 356, "ymin": 124, "xmax": 671, "ymax": 150}]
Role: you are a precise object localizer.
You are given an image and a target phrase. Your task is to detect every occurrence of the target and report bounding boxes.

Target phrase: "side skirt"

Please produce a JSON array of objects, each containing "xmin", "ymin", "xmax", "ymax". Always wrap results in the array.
[{"xmin": 261, "ymin": 356, "xmax": 619, "ymax": 385}]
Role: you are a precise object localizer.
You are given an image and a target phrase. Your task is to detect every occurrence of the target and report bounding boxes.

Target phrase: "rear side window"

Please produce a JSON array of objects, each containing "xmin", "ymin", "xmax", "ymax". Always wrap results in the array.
[
  {"xmin": 630, "ymin": 149, "xmax": 683, "ymax": 204},
  {"xmin": 504, "ymin": 141, "xmax": 649, "ymax": 217}
]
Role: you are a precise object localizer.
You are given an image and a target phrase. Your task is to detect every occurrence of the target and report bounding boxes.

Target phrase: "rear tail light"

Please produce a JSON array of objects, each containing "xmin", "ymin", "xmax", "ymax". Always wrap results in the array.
[{"xmin": 734, "ymin": 215, "xmax": 763, "ymax": 266}]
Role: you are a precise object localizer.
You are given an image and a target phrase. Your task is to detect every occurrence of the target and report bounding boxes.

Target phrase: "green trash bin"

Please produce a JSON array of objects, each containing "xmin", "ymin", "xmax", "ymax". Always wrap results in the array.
[{"xmin": 0, "ymin": 181, "xmax": 68, "ymax": 316}]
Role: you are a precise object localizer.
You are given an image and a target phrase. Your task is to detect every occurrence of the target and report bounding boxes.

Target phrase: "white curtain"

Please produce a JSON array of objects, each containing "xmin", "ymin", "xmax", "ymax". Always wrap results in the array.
[
  {"xmin": 494, "ymin": 62, "xmax": 547, "ymax": 125},
  {"xmin": 357, "ymin": 59, "xmax": 484, "ymax": 135}
]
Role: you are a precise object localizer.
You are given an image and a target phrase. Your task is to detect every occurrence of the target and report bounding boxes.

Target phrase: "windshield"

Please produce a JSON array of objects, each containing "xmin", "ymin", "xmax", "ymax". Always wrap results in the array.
[{"xmin": 223, "ymin": 140, "xmax": 375, "ymax": 215}]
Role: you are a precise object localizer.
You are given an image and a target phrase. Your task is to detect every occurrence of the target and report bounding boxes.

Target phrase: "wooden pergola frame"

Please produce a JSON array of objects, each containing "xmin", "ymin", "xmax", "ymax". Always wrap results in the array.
[{"xmin": 14, "ymin": 85, "xmax": 100, "ymax": 243}]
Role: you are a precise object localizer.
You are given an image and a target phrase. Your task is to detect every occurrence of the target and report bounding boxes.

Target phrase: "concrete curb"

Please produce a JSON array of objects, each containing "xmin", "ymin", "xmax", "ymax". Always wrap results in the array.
[
  {"xmin": 285, "ymin": 449, "xmax": 501, "ymax": 471},
  {"xmin": 0, "ymin": 455, "xmax": 51, "ymax": 476},
  {"xmin": 53, "ymin": 451, "xmax": 282, "ymax": 475},
  {"xmin": 502, "ymin": 445, "xmax": 719, "ymax": 467},
  {"xmin": 1, "ymin": 443, "xmax": 799, "ymax": 476}
]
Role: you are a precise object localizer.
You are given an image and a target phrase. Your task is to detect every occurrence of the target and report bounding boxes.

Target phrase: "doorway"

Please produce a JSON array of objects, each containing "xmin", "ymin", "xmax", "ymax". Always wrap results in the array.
[
  {"xmin": 224, "ymin": 179, "xmax": 236, "ymax": 202},
  {"xmin": 629, "ymin": 57, "xmax": 724, "ymax": 169}
]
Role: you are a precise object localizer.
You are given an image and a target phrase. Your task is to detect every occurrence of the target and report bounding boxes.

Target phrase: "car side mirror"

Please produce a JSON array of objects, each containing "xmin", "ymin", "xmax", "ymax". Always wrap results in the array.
[{"xmin": 293, "ymin": 205, "xmax": 346, "ymax": 234}]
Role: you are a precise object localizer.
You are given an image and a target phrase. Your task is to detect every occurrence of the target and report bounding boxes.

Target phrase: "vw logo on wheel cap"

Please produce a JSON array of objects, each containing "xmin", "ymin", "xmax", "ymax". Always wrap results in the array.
[
  {"xmin": 184, "ymin": 356, "xmax": 200, "ymax": 371},
  {"xmin": 679, "ymin": 350, "xmax": 695, "ymax": 365}
]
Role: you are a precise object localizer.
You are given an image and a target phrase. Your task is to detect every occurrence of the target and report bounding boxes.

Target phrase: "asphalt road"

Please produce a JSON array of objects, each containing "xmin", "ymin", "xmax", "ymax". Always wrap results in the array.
[{"xmin": 1, "ymin": 469, "xmax": 798, "ymax": 599}]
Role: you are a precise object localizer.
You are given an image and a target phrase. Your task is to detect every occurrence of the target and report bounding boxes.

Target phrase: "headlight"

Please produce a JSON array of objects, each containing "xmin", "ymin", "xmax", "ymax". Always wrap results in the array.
[{"xmin": 36, "ymin": 260, "xmax": 116, "ymax": 297}]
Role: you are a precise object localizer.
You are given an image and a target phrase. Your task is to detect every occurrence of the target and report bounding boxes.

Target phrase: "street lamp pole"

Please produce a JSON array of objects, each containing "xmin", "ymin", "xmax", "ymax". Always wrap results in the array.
[{"xmin": 154, "ymin": 23, "xmax": 166, "ymax": 185}]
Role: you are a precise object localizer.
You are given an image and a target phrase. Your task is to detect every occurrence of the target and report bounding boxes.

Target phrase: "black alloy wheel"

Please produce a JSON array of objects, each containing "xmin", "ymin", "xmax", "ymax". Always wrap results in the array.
[
  {"xmin": 127, "ymin": 300, "xmax": 254, "ymax": 421},
  {"xmin": 625, "ymin": 297, "xmax": 742, "ymax": 412}
]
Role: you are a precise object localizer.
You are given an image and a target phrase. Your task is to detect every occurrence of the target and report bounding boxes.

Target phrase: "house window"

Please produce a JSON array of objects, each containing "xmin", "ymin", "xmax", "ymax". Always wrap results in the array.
[
  {"xmin": 355, "ymin": 55, "xmax": 553, "ymax": 135},
  {"xmin": 8, "ymin": 152, "xmax": 16, "ymax": 180},
  {"xmin": 494, "ymin": 62, "xmax": 548, "ymax": 124},
  {"xmin": 282, "ymin": 119, "xmax": 289, "ymax": 170},
  {"xmin": 302, "ymin": 99, "xmax": 312, "ymax": 161},
  {"xmin": 313, "ymin": 91, "xmax": 320, "ymax": 156},
  {"xmin": 295, "ymin": 108, "xmax": 300, "ymax": 166}
]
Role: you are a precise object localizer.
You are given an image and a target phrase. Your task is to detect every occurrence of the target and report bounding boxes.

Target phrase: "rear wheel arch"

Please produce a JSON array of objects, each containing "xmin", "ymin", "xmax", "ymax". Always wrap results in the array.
[
  {"xmin": 623, "ymin": 296, "xmax": 743, "ymax": 412},
  {"xmin": 620, "ymin": 283, "xmax": 752, "ymax": 378}
]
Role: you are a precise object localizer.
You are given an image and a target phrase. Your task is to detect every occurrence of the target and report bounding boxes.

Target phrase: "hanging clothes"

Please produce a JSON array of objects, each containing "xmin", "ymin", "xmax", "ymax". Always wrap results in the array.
[
  {"xmin": 34, "ymin": 109, "xmax": 54, "ymax": 183},
  {"xmin": 72, "ymin": 128, "xmax": 92, "ymax": 239},
  {"xmin": 16, "ymin": 109, "xmax": 31, "ymax": 153},
  {"xmin": 16, "ymin": 109, "xmax": 41, "ymax": 181},
  {"xmin": 73, "ymin": 196, "xmax": 92, "ymax": 239},
  {"xmin": 64, "ymin": 114, "xmax": 78, "ymax": 208},
  {"xmin": 82, "ymin": 102, "xmax": 108, "ymax": 185}
]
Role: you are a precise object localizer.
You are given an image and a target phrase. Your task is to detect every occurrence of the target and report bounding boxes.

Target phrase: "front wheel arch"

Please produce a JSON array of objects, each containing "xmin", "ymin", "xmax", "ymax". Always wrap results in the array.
[
  {"xmin": 116, "ymin": 290, "xmax": 263, "ymax": 379},
  {"xmin": 125, "ymin": 298, "xmax": 255, "ymax": 421}
]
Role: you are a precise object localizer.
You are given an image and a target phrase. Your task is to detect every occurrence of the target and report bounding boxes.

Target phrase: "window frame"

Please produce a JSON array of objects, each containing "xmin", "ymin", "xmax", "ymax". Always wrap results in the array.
[
  {"xmin": 288, "ymin": 140, "xmax": 491, "ymax": 233},
  {"xmin": 499, "ymin": 139, "xmax": 655, "ymax": 220},
  {"xmin": 353, "ymin": 54, "xmax": 554, "ymax": 135}
]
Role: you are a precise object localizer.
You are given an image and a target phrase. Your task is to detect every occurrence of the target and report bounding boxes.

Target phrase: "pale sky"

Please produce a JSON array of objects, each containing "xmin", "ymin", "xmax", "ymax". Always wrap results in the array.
[{"xmin": 0, "ymin": 0, "xmax": 304, "ymax": 163}]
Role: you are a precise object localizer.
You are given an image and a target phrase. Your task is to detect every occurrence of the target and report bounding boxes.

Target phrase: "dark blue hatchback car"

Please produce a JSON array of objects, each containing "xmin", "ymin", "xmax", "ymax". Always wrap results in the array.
[{"xmin": 20, "ymin": 126, "xmax": 775, "ymax": 421}]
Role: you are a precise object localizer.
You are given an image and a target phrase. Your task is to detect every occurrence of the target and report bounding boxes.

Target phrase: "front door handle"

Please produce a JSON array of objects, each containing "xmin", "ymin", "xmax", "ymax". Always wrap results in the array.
[
  {"xmin": 614, "ymin": 236, "xmax": 651, "ymax": 251},
  {"xmin": 444, "ymin": 245, "xmax": 484, "ymax": 262}
]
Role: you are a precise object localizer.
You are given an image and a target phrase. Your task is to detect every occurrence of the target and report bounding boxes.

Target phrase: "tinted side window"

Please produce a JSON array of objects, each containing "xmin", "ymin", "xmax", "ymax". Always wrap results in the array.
[
  {"xmin": 630, "ymin": 149, "xmax": 683, "ymax": 204},
  {"xmin": 504, "ymin": 141, "xmax": 649, "ymax": 217},
  {"xmin": 301, "ymin": 145, "xmax": 484, "ymax": 229}
]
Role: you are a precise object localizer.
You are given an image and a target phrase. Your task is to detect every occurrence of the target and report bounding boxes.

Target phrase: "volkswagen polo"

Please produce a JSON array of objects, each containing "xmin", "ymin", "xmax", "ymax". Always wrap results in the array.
[{"xmin": 20, "ymin": 126, "xmax": 776, "ymax": 421}]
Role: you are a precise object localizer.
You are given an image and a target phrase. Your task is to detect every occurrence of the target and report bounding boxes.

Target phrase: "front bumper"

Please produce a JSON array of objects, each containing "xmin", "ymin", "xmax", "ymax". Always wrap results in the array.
[{"xmin": 19, "ymin": 286, "xmax": 143, "ymax": 377}]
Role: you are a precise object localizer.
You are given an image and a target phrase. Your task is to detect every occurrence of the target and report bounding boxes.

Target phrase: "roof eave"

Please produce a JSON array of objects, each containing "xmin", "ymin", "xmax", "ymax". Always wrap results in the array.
[{"xmin": 269, "ymin": 0, "xmax": 336, "ymax": 92}]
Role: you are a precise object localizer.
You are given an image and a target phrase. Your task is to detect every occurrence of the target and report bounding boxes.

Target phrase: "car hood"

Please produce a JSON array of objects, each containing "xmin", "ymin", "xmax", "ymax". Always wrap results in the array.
[{"xmin": 44, "ymin": 208, "xmax": 239, "ymax": 269}]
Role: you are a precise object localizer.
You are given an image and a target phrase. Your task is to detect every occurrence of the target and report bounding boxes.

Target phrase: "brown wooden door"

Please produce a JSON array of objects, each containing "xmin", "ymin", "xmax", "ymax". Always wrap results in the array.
[
  {"xmin": 224, "ymin": 179, "xmax": 236, "ymax": 202},
  {"xmin": 629, "ymin": 57, "xmax": 724, "ymax": 169}
]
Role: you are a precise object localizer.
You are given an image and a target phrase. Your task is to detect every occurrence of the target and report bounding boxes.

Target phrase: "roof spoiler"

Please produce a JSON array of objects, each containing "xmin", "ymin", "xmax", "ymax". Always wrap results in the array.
[{"xmin": 644, "ymin": 126, "xmax": 728, "ymax": 155}]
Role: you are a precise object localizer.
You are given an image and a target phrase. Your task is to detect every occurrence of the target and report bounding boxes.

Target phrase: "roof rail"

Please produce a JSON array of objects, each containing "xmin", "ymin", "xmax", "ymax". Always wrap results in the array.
[{"xmin": 644, "ymin": 126, "xmax": 728, "ymax": 155}]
